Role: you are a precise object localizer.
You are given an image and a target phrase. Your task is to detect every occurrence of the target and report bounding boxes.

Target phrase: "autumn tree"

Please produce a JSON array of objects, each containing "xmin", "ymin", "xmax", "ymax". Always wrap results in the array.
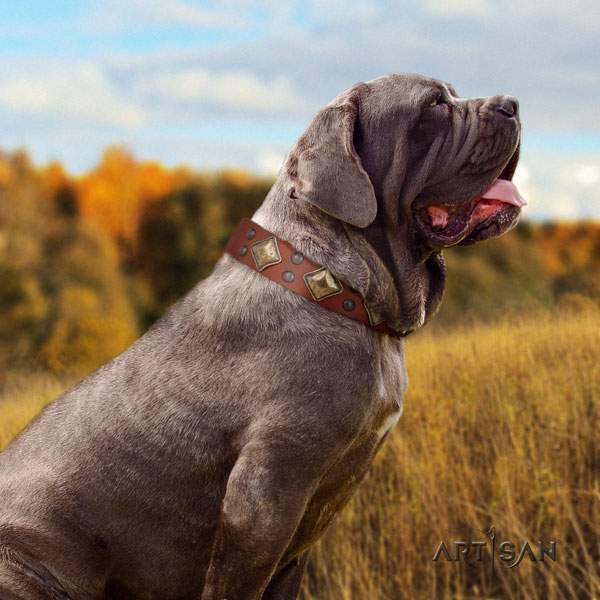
[{"xmin": 0, "ymin": 150, "xmax": 139, "ymax": 378}]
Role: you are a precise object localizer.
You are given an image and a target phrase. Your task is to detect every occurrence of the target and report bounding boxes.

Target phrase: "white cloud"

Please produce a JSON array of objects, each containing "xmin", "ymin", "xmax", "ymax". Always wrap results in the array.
[
  {"xmin": 559, "ymin": 160, "xmax": 600, "ymax": 188},
  {"xmin": 0, "ymin": 62, "xmax": 145, "ymax": 128},
  {"xmin": 133, "ymin": 68, "xmax": 309, "ymax": 115},
  {"xmin": 255, "ymin": 149, "xmax": 285, "ymax": 175},
  {"xmin": 423, "ymin": 0, "xmax": 492, "ymax": 17},
  {"xmin": 308, "ymin": 0, "xmax": 381, "ymax": 24},
  {"xmin": 574, "ymin": 164, "xmax": 599, "ymax": 187},
  {"xmin": 0, "ymin": 0, "xmax": 247, "ymax": 42},
  {"xmin": 551, "ymin": 198, "xmax": 580, "ymax": 220},
  {"xmin": 513, "ymin": 163, "xmax": 530, "ymax": 187},
  {"xmin": 517, "ymin": 154, "xmax": 600, "ymax": 220},
  {"xmin": 81, "ymin": 0, "xmax": 246, "ymax": 32}
]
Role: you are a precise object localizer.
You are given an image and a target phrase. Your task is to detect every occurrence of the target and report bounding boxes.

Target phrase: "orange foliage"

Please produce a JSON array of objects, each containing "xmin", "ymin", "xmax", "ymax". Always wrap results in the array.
[
  {"xmin": 40, "ymin": 161, "xmax": 70, "ymax": 196},
  {"xmin": 219, "ymin": 168, "xmax": 256, "ymax": 188},
  {"xmin": 0, "ymin": 157, "xmax": 14, "ymax": 187},
  {"xmin": 76, "ymin": 147, "xmax": 191, "ymax": 245},
  {"xmin": 534, "ymin": 222, "xmax": 600, "ymax": 277}
]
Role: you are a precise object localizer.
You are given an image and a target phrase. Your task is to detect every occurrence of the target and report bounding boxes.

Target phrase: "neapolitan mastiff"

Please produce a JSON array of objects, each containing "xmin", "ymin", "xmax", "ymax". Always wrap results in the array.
[{"xmin": 0, "ymin": 74, "xmax": 524, "ymax": 599}]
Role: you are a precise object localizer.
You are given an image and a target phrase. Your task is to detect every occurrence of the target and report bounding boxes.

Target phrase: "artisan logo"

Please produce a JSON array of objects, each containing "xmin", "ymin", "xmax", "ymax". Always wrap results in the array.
[{"xmin": 432, "ymin": 526, "xmax": 556, "ymax": 580}]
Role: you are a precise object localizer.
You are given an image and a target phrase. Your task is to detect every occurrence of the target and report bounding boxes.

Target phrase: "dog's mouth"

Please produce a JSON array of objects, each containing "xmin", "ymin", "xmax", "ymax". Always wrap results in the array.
[{"xmin": 415, "ymin": 148, "xmax": 525, "ymax": 248}]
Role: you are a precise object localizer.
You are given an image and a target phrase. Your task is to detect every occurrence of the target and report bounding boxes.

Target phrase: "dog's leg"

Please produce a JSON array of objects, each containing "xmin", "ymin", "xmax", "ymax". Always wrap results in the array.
[
  {"xmin": 201, "ymin": 442, "xmax": 321, "ymax": 600},
  {"xmin": 261, "ymin": 550, "xmax": 310, "ymax": 600},
  {"xmin": 0, "ymin": 564, "xmax": 53, "ymax": 600}
]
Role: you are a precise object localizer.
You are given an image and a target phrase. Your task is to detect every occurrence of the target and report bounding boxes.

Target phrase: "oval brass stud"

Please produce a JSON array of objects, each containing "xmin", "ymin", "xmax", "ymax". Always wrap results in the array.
[
  {"xmin": 282, "ymin": 271, "xmax": 295, "ymax": 283},
  {"xmin": 247, "ymin": 229, "xmax": 256, "ymax": 240},
  {"xmin": 239, "ymin": 245, "xmax": 248, "ymax": 256},
  {"xmin": 291, "ymin": 252, "xmax": 304, "ymax": 265}
]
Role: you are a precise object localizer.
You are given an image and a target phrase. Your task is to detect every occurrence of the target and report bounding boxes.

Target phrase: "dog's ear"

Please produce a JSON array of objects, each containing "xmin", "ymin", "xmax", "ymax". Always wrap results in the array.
[{"xmin": 284, "ymin": 95, "xmax": 377, "ymax": 228}]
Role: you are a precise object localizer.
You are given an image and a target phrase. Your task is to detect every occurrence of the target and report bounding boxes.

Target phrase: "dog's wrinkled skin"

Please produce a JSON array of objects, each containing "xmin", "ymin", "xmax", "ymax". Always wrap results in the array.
[{"xmin": 0, "ymin": 74, "xmax": 521, "ymax": 600}]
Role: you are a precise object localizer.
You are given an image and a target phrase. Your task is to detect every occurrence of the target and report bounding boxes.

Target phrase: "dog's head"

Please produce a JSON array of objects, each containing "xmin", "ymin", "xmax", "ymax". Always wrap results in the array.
[
  {"xmin": 285, "ymin": 73, "xmax": 522, "ymax": 248},
  {"xmin": 279, "ymin": 73, "xmax": 523, "ymax": 330}
]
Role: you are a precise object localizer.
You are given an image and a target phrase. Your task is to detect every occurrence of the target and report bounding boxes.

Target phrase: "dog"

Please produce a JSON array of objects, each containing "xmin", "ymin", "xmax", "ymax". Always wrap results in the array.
[{"xmin": 0, "ymin": 73, "xmax": 523, "ymax": 599}]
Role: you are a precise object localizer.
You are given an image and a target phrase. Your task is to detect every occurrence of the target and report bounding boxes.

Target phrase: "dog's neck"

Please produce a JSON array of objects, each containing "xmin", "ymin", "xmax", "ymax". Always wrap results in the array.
[
  {"xmin": 252, "ymin": 180, "xmax": 446, "ymax": 333},
  {"xmin": 344, "ymin": 220, "xmax": 446, "ymax": 331}
]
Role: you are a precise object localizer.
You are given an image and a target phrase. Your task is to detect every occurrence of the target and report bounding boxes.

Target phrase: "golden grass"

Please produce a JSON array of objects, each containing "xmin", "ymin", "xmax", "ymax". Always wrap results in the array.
[
  {"xmin": 0, "ymin": 372, "xmax": 75, "ymax": 451},
  {"xmin": 1, "ymin": 307, "xmax": 598, "ymax": 599},
  {"xmin": 301, "ymin": 306, "xmax": 600, "ymax": 599}
]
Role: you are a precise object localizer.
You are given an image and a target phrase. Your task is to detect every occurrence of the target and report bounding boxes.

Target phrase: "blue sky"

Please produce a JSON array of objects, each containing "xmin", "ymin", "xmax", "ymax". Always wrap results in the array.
[{"xmin": 0, "ymin": 0, "xmax": 599, "ymax": 220}]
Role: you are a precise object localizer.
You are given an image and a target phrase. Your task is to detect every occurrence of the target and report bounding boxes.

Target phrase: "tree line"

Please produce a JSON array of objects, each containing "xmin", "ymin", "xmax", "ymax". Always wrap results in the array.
[{"xmin": 0, "ymin": 147, "xmax": 598, "ymax": 380}]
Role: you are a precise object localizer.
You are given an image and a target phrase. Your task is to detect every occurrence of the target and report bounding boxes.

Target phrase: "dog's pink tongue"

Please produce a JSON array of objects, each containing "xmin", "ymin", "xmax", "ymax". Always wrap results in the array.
[{"xmin": 480, "ymin": 179, "xmax": 526, "ymax": 207}]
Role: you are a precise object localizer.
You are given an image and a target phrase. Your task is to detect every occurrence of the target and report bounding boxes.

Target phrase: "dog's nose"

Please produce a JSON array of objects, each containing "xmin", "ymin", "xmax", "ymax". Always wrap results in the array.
[{"xmin": 494, "ymin": 95, "xmax": 519, "ymax": 118}]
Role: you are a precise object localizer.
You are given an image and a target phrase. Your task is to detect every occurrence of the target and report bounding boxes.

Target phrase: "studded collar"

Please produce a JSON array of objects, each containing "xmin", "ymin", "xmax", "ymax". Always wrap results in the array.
[{"xmin": 225, "ymin": 218, "xmax": 411, "ymax": 337}]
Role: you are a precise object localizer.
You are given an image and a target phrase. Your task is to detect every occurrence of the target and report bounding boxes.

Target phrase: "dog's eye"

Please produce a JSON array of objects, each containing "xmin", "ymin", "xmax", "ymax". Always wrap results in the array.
[{"xmin": 429, "ymin": 96, "xmax": 445, "ymax": 107}]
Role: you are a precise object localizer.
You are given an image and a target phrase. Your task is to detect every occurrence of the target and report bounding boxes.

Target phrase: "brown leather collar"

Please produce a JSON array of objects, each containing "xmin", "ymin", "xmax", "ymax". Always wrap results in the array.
[{"xmin": 226, "ymin": 218, "xmax": 411, "ymax": 337}]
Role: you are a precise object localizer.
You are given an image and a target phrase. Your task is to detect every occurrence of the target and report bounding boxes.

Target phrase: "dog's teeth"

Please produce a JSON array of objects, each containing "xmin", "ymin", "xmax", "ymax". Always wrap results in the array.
[{"xmin": 427, "ymin": 206, "xmax": 449, "ymax": 229}]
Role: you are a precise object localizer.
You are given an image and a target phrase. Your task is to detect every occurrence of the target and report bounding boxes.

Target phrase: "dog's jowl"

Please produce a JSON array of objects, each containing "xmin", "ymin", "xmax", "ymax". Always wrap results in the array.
[{"xmin": 0, "ymin": 73, "xmax": 523, "ymax": 600}]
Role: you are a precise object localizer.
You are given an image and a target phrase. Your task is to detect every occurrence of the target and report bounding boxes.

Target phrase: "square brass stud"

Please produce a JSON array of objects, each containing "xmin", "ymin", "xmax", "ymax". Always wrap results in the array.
[
  {"xmin": 251, "ymin": 236, "xmax": 282, "ymax": 271},
  {"xmin": 363, "ymin": 301, "xmax": 384, "ymax": 326},
  {"xmin": 303, "ymin": 267, "xmax": 343, "ymax": 301}
]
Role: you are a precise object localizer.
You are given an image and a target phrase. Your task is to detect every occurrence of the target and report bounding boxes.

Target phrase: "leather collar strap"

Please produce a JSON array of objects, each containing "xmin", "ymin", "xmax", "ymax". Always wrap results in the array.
[{"xmin": 226, "ymin": 218, "xmax": 411, "ymax": 337}]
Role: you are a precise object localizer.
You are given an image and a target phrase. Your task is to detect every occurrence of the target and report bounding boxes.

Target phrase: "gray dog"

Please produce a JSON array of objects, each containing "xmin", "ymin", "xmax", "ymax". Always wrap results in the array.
[{"xmin": 0, "ymin": 74, "xmax": 523, "ymax": 599}]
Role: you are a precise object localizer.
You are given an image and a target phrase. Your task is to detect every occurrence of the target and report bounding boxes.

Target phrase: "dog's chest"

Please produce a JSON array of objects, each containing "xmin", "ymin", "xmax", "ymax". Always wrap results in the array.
[
  {"xmin": 374, "ymin": 408, "xmax": 402, "ymax": 441},
  {"xmin": 371, "ymin": 335, "xmax": 407, "ymax": 437},
  {"xmin": 289, "ymin": 339, "xmax": 407, "ymax": 555},
  {"xmin": 348, "ymin": 336, "xmax": 407, "ymax": 470}
]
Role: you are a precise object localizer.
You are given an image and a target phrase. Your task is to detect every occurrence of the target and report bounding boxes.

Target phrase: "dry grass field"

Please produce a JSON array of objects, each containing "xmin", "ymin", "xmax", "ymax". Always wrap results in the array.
[
  {"xmin": 1, "ymin": 306, "xmax": 598, "ymax": 599},
  {"xmin": 301, "ymin": 306, "xmax": 600, "ymax": 599}
]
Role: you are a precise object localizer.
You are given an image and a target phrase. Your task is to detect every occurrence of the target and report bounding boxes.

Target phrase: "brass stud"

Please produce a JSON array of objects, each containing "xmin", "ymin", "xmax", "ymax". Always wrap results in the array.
[
  {"xmin": 247, "ymin": 228, "xmax": 256, "ymax": 240},
  {"xmin": 282, "ymin": 271, "xmax": 295, "ymax": 283},
  {"xmin": 291, "ymin": 252, "xmax": 304, "ymax": 265},
  {"xmin": 303, "ymin": 267, "xmax": 343, "ymax": 301},
  {"xmin": 363, "ymin": 301, "xmax": 384, "ymax": 326},
  {"xmin": 250, "ymin": 236, "xmax": 282, "ymax": 271},
  {"xmin": 239, "ymin": 245, "xmax": 248, "ymax": 256}
]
